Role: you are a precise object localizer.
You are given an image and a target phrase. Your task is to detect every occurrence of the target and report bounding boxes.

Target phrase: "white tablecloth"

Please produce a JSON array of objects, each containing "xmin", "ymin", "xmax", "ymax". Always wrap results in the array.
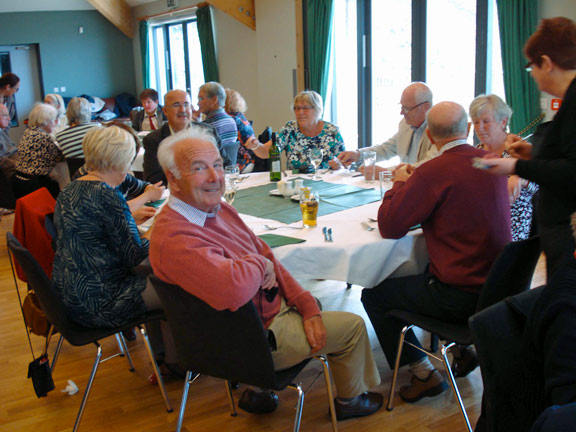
[{"xmin": 238, "ymin": 171, "xmax": 428, "ymax": 287}]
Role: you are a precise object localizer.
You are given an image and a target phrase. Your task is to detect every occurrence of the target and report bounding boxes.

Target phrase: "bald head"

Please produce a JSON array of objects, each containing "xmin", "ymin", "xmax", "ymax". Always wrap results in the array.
[
  {"xmin": 426, "ymin": 101, "xmax": 469, "ymax": 148},
  {"xmin": 0, "ymin": 104, "xmax": 9, "ymax": 129},
  {"xmin": 400, "ymin": 82, "xmax": 433, "ymax": 127}
]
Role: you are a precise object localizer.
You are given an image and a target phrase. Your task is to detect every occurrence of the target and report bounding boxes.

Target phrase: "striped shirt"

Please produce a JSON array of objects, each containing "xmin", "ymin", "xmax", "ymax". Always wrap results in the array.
[
  {"xmin": 203, "ymin": 109, "xmax": 238, "ymax": 151},
  {"xmin": 56, "ymin": 123, "xmax": 100, "ymax": 158}
]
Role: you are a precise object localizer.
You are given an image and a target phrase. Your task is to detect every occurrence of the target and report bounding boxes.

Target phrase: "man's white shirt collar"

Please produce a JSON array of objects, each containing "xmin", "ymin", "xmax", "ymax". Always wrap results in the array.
[
  {"xmin": 167, "ymin": 194, "xmax": 219, "ymax": 227},
  {"xmin": 438, "ymin": 139, "xmax": 469, "ymax": 155}
]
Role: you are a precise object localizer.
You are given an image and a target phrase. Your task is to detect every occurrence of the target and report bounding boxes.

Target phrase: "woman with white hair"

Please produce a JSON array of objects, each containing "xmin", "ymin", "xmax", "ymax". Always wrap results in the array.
[
  {"xmin": 12, "ymin": 103, "xmax": 63, "ymax": 199},
  {"xmin": 250, "ymin": 90, "xmax": 345, "ymax": 173},
  {"xmin": 44, "ymin": 93, "xmax": 68, "ymax": 135},
  {"xmin": 469, "ymin": 94, "xmax": 538, "ymax": 241}
]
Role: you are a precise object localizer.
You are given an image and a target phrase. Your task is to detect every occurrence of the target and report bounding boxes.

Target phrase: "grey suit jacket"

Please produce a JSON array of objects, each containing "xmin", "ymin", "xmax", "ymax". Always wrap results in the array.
[{"xmin": 132, "ymin": 107, "xmax": 166, "ymax": 132}]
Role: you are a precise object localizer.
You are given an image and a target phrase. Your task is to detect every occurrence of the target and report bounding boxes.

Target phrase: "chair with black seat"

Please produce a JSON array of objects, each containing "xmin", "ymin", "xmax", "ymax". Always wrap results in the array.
[
  {"xmin": 65, "ymin": 157, "xmax": 85, "ymax": 179},
  {"xmin": 385, "ymin": 235, "xmax": 542, "ymax": 432},
  {"xmin": 6, "ymin": 232, "xmax": 173, "ymax": 432},
  {"xmin": 149, "ymin": 274, "xmax": 339, "ymax": 432}
]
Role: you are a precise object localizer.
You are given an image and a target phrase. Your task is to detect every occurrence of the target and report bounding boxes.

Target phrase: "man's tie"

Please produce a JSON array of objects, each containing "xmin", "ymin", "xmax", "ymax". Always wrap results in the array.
[{"xmin": 149, "ymin": 115, "xmax": 156, "ymax": 131}]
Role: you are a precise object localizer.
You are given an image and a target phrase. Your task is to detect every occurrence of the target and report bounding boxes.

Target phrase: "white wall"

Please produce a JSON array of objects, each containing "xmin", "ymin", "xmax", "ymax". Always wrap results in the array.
[
  {"xmin": 539, "ymin": 0, "xmax": 576, "ymax": 21},
  {"xmin": 131, "ymin": 0, "xmax": 298, "ymax": 135}
]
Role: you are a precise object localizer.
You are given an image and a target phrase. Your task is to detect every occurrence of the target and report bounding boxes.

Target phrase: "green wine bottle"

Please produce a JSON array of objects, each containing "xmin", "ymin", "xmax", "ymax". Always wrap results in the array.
[{"xmin": 269, "ymin": 132, "xmax": 281, "ymax": 182}]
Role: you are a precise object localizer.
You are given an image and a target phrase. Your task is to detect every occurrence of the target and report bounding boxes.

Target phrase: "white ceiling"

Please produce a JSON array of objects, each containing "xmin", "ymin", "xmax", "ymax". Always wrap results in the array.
[{"xmin": 0, "ymin": 0, "xmax": 157, "ymax": 13}]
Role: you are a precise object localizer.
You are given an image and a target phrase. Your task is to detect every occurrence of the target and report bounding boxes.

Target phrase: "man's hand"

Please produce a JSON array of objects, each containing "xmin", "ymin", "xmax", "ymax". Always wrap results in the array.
[
  {"xmin": 262, "ymin": 258, "xmax": 277, "ymax": 291},
  {"xmin": 132, "ymin": 206, "xmax": 157, "ymax": 225},
  {"xmin": 338, "ymin": 150, "xmax": 360, "ymax": 166},
  {"xmin": 144, "ymin": 181, "xmax": 165, "ymax": 202},
  {"xmin": 505, "ymin": 134, "xmax": 533, "ymax": 160},
  {"xmin": 303, "ymin": 315, "xmax": 327, "ymax": 354}
]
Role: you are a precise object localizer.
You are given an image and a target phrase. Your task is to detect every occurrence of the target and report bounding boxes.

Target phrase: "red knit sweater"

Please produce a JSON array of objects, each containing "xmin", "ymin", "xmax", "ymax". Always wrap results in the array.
[{"xmin": 150, "ymin": 202, "xmax": 320, "ymax": 327}]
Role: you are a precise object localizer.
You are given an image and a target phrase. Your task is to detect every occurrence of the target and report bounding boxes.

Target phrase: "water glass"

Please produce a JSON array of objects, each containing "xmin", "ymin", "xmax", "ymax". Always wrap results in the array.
[
  {"xmin": 363, "ymin": 151, "xmax": 377, "ymax": 183},
  {"xmin": 299, "ymin": 189, "xmax": 319, "ymax": 228},
  {"xmin": 379, "ymin": 170, "xmax": 393, "ymax": 198},
  {"xmin": 225, "ymin": 165, "xmax": 240, "ymax": 182}
]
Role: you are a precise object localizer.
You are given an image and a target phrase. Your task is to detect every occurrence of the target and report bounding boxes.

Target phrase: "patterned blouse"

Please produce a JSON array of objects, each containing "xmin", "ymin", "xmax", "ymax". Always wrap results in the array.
[
  {"xmin": 53, "ymin": 180, "xmax": 149, "ymax": 328},
  {"xmin": 229, "ymin": 111, "xmax": 256, "ymax": 172},
  {"xmin": 16, "ymin": 126, "xmax": 64, "ymax": 175},
  {"xmin": 277, "ymin": 120, "xmax": 345, "ymax": 173}
]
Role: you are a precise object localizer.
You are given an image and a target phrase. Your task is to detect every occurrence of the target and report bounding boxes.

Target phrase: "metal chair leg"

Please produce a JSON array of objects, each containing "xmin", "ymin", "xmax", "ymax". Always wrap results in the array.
[
  {"xmin": 116, "ymin": 332, "xmax": 135, "ymax": 371},
  {"xmin": 387, "ymin": 324, "xmax": 412, "ymax": 411},
  {"xmin": 72, "ymin": 343, "xmax": 103, "ymax": 432},
  {"xmin": 314, "ymin": 355, "xmax": 338, "ymax": 432},
  {"xmin": 176, "ymin": 371, "xmax": 200, "ymax": 432},
  {"xmin": 440, "ymin": 343, "xmax": 473, "ymax": 432},
  {"xmin": 138, "ymin": 326, "xmax": 172, "ymax": 412},
  {"xmin": 115, "ymin": 333, "xmax": 126, "ymax": 356},
  {"xmin": 225, "ymin": 380, "xmax": 238, "ymax": 416},
  {"xmin": 51, "ymin": 335, "xmax": 64, "ymax": 373},
  {"xmin": 287, "ymin": 383, "xmax": 305, "ymax": 432}
]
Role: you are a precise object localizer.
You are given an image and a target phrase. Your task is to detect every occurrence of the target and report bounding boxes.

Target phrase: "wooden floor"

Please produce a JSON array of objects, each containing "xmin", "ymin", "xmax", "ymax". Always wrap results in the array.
[{"xmin": 0, "ymin": 212, "xmax": 546, "ymax": 432}]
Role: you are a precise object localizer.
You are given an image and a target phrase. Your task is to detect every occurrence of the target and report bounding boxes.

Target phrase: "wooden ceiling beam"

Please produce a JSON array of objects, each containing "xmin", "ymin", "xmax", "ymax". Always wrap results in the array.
[
  {"xmin": 87, "ymin": 0, "xmax": 134, "ymax": 39},
  {"xmin": 206, "ymin": 0, "xmax": 255, "ymax": 30}
]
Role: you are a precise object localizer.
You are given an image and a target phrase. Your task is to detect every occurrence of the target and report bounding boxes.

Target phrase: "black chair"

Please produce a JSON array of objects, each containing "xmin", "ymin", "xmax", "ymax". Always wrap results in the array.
[
  {"xmin": 469, "ymin": 287, "xmax": 544, "ymax": 432},
  {"xmin": 6, "ymin": 232, "xmax": 173, "ymax": 432},
  {"xmin": 65, "ymin": 157, "xmax": 85, "ymax": 179},
  {"xmin": 0, "ymin": 161, "xmax": 16, "ymax": 210},
  {"xmin": 386, "ymin": 236, "xmax": 541, "ymax": 432},
  {"xmin": 149, "ymin": 275, "xmax": 338, "ymax": 432}
]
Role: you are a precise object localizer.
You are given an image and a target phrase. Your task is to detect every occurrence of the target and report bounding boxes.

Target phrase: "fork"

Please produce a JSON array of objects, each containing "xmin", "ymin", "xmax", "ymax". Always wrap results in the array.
[
  {"xmin": 361, "ymin": 221, "xmax": 376, "ymax": 232},
  {"xmin": 264, "ymin": 224, "xmax": 303, "ymax": 230}
]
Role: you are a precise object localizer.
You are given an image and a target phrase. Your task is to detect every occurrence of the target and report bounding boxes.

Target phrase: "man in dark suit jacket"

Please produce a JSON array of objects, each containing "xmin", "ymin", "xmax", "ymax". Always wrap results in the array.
[
  {"xmin": 132, "ymin": 88, "xmax": 166, "ymax": 132},
  {"xmin": 143, "ymin": 89, "xmax": 221, "ymax": 185}
]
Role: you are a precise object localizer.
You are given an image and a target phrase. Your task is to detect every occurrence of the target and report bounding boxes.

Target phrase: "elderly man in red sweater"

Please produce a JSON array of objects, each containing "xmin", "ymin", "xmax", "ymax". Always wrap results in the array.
[
  {"xmin": 149, "ymin": 128, "xmax": 382, "ymax": 420},
  {"xmin": 362, "ymin": 101, "xmax": 512, "ymax": 403}
]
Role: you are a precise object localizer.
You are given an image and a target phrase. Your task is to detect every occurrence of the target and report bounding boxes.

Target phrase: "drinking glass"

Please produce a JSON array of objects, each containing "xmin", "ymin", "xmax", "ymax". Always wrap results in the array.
[
  {"xmin": 363, "ymin": 150, "xmax": 377, "ymax": 183},
  {"xmin": 225, "ymin": 165, "xmax": 240, "ymax": 183},
  {"xmin": 309, "ymin": 148, "xmax": 324, "ymax": 180},
  {"xmin": 379, "ymin": 170, "xmax": 393, "ymax": 198},
  {"xmin": 299, "ymin": 189, "xmax": 319, "ymax": 228},
  {"xmin": 223, "ymin": 178, "xmax": 238, "ymax": 205}
]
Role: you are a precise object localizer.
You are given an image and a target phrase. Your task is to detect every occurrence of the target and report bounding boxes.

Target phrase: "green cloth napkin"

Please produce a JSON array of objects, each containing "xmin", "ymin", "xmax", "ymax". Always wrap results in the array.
[
  {"xmin": 145, "ymin": 198, "xmax": 166, "ymax": 208},
  {"xmin": 258, "ymin": 233, "xmax": 306, "ymax": 248}
]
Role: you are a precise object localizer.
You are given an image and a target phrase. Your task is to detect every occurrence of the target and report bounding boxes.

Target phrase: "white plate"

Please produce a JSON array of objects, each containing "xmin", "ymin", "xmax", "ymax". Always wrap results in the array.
[
  {"xmin": 291, "ymin": 195, "xmax": 301, "ymax": 201},
  {"xmin": 269, "ymin": 189, "xmax": 282, "ymax": 196}
]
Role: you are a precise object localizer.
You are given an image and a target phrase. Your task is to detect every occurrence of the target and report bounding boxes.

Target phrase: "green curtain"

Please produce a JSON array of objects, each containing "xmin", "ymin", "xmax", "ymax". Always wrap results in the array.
[
  {"xmin": 496, "ymin": 0, "xmax": 541, "ymax": 134},
  {"xmin": 306, "ymin": 0, "xmax": 334, "ymax": 102},
  {"xmin": 196, "ymin": 5, "xmax": 219, "ymax": 82},
  {"xmin": 139, "ymin": 20, "xmax": 150, "ymax": 89}
]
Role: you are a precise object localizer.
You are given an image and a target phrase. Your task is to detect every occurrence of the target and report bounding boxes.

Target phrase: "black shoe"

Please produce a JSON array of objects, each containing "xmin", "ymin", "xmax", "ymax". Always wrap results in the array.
[
  {"xmin": 334, "ymin": 392, "xmax": 383, "ymax": 421},
  {"xmin": 122, "ymin": 327, "xmax": 137, "ymax": 342},
  {"xmin": 451, "ymin": 346, "xmax": 478, "ymax": 378},
  {"xmin": 238, "ymin": 389, "xmax": 279, "ymax": 414},
  {"xmin": 159, "ymin": 362, "xmax": 187, "ymax": 380}
]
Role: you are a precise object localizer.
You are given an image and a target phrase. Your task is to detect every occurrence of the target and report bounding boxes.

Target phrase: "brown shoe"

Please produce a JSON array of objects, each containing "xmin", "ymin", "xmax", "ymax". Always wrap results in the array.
[
  {"xmin": 399, "ymin": 370, "xmax": 448, "ymax": 403},
  {"xmin": 334, "ymin": 392, "xmax": 383, "ymax": 420},
  {"xmin": 451, "ymin": 345, "xmax": 478, "ymax": 378}
]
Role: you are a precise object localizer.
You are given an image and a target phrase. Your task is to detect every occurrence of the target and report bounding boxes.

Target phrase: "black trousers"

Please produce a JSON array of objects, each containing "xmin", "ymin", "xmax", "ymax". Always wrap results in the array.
[{"xmin": 361, "ymin": 273, "xmax": 479, "ymax": 369}]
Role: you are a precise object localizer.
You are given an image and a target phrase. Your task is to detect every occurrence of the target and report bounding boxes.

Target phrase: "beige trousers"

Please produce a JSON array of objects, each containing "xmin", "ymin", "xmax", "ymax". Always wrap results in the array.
[{"xmin": 268, "ymin": 300, "xmax": 380, "ymax": 398}]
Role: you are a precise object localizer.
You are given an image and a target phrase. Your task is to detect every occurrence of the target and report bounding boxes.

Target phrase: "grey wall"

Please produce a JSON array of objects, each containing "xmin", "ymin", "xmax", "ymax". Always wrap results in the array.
[{"xmin": 0, "ymin": 10, "xmax": 136, "ymax": 99}]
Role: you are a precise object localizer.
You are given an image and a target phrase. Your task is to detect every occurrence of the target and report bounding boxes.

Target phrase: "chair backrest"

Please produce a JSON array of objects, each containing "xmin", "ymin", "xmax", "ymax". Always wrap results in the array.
[
  {"xmin": 476, "ymin": 235, "xmax": 541, "ymax": 312},
  {"xmin": 149, "ymin": 275, "xmax": 279, "ymax": 389},
  {"xmin": 6, "ymin": 232, "xmax": 75, "ymax": 338},
  {"xmin": 65, "ymin": 157, "xmax": 85, "ymax": 179}
]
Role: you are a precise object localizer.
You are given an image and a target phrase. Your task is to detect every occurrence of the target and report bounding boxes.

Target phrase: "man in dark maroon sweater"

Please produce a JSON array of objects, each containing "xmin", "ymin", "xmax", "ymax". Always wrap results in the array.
[{"xmin": 362, "ymin": 101, "xmax": 511, "ymax": 402}]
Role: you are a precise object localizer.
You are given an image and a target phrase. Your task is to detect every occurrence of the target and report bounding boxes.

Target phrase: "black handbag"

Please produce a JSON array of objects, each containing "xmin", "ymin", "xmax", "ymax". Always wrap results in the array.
[{"xmin": 28, "ymin": 353, "xmax": 55, "ymax": 398}]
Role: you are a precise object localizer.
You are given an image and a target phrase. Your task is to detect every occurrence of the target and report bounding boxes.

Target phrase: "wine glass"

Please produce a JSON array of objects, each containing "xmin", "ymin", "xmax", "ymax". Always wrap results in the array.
[
  {"xmin": 223, "ymin": 178, "xmax": 238, "ymax": 205},
  {"xmin": 225, "ymin": 165, "xmax": 240, "ymax": 183},
  {"xmin": 309, "ymin": 148, "xmax": 324, "ymax": 180}
]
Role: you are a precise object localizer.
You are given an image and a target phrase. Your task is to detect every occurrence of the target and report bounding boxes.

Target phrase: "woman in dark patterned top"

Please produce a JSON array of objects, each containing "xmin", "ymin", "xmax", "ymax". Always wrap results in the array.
[
  {"xmin": 13, "ymin": 103, "xmax": 63, "ymax": 199},
  {"xmin": 249, "ymin": 90, "xmax": 345, "ymax": 173},
  {"xmin": 470, "ymin": 94, "xmax": 538, "ymax": 241},
  {"xmin": 52, "ymin": 124, "xmax": 159, "ymax": 328}
]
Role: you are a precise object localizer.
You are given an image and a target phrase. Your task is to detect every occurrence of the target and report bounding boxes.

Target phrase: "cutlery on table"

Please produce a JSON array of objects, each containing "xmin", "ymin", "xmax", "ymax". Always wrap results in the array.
[
  {"xmin": 322, "ymin": 227, "xmax": 329, "ymax": 241},
  {"xmin": 327, "ymin": 228, "xmax": 333, "ymax": 242},
  {"xmin": 361, "ymin": 221, "xmax": 376, "ymax": 232},
  {"xmin": 264, "ymin": 224, "xmax": 303, "ymax": 231}
]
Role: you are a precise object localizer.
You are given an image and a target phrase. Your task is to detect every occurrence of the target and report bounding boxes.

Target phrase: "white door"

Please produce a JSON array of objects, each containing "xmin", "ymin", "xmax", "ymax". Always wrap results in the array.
[{"xmin": 0, "ymin": 44, "xmax": 43, "ymax": 144}]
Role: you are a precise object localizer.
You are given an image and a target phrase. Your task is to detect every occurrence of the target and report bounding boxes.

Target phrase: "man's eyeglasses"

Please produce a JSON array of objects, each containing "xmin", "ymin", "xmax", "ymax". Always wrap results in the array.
[
  {"xmin": 293, "ymin": 105, "xmax": 313, "ymax": 111},
  {"xmin": 400, "ymin": 101, "xmax": 429, "ymax": 115},
  {"xmin": 525, "ymin": 61, "xmax": 534, "ymax": 72},
  {"xmin": 168, "ymin": 102, "xmax": 191, "ymax": 110},
  {"xmin": 0, "ymin": 114, "xmax": 10, "ymax": 119}
]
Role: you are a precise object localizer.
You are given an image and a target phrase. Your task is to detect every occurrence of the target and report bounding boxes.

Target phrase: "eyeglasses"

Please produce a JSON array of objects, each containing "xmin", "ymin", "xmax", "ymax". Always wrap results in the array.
[
  {"xmin": 168, "ymin": 102, "xmax": 191, "ymax": 110},
  {"xmin": 400, "ymin": 101, "xmax": 429, "ymax": 115},
  {"xmin": 0, "ymin": 114, "xmax": 10, "ymax": 119},
  {"xmin": 525, "ymin": 61, "xmax": 534, "ymax": 72},
  {"xmin": 293, "ymin": 105, "xmax": 314, "ymax": 111}
]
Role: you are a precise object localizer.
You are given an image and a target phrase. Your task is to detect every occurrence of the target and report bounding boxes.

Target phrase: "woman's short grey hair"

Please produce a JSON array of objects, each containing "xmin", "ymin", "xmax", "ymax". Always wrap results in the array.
[
  {"xmin": 28, "ymin": 103, "xmax": 58, "ymax": 128},
  {"xmin": 469, "ymin": 94, "xmax": 513, "ymax": 127},
  {"xmin": 158, "ymin": 128, "xmax": 219, "ymax": 179},
  {"xmin": 293, "ymin": 90, "xmax": 323, "ymax": 119},
  {"xmin": 83, "ymin": 125, "xmax": 135, "ymax": 173},
  {"xmin": 66, "ymin": 97, "xmax": 92, "ymax": 124},
  {"xmin": 45, "ymin": 93, "xmax": 65, "ymax": 116},
  {"xmin": 200, "ymin": 82, "xmax": 226, "ymax": 108}
]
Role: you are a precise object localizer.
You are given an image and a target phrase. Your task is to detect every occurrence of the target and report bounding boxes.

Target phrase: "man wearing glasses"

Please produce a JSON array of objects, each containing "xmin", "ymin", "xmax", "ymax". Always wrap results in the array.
[
  {"xmin": 338, "ymin": 82, "xmax": 436, "ymax": 168},
  {"xmin": 143, "ymin": 89, "xmax": 221, "ymax": 185}
]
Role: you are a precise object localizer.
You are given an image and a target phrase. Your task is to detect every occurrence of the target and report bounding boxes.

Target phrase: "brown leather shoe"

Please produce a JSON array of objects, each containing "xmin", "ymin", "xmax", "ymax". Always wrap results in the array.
[
  {"xmin": 238, "ymin": 389, "xmax": 279, "ymax": 414},
  {"xmin": 451, "ymin": 346, "xmax": 479, "ymax": 377},
  {"xmin": 334, "ymin": 392, "xmax": 383, "ymax": 420},
  {"xmin": 399, "ymin": 370, "xmax": 448, "ymax": 403}
]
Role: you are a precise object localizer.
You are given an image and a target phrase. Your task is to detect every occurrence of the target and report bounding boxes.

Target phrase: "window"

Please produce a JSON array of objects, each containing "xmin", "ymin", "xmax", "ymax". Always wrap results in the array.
[
  {"xmin": 326, "ymin": 0, "xmax": 505, "ymax": 150},
  {"xmin": 148, "ymin": 18, "xmax": 204, "ymax": 103}
]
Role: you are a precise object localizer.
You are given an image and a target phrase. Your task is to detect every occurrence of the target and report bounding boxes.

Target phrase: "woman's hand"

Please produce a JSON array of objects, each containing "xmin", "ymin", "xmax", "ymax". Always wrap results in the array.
[
  {"xmin": 505, "ymin": 134, "xmax": 533, "ymax": 160},
  {"xmin": 507, "ymin": 175, "xmax": 522, "ymax": 204},
  {"xmin": 144, "ymin": 181, "xmax": 165, "ymax": 202},
  {"xmin": 132, "ymin": 206, "xmax": 157, "ymax": 225}
]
